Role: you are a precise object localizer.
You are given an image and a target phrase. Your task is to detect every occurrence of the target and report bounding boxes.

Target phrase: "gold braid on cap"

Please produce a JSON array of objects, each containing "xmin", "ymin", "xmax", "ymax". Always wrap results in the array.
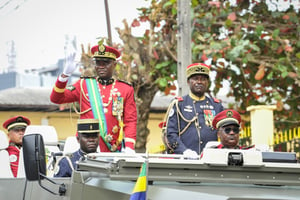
[
  {"xmin": 7, "ymin": 122, "xmax": 27, "ymax": 130},
  {"xmin": 93, "ymin": 41, "xmax": 117, "ymax": 60},
  {"xmin": 93, "ymin": 51, "xmax": 117, "ymax": 60},
  {"xmin": 216, "ymin": 118, "xmax": 239, "ymax": 129},
  {"xmin": 186, "ymin": 64, "xmax": 210, "ymax": 78}
]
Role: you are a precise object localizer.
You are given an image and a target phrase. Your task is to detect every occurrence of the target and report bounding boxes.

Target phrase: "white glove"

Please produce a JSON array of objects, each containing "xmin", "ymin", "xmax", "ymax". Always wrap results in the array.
[
  {"xmin": 122, "ymin": 147, "xmax": 136, "ymax": 154},
  {"xmin": 183, "ymin": 149, "xmax": 199, "ymax": 160},
  {"xmin": 255, "ymin": 144, "xmax": 270, "ymax": 152},
  {"xmin": 63, "ymin": 52, "xmax": 77, "ymax": 76}
]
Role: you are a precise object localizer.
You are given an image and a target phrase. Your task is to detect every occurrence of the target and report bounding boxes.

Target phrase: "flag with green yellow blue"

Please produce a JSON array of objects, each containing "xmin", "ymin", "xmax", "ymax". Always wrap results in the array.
[{"xmin": 129, "ymin": 161, "xmax": 148, "ymax": 200}]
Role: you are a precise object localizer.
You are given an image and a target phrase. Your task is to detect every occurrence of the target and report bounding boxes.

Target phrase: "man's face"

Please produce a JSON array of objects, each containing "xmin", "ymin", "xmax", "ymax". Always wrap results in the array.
[
  {"xmin": 94, "ymin": 58, "xmax": 116, "ymax": 79},
  {"xmin": 218, "ymin": 125, "xmax": 240, "ymax": 148},
  {"xmin": 8, "ymin": 126, "xmax": 26, "ymax": 145},
  {"xmin": 77, "ymin": 133, "xmax": 99, "ymax": 154},
  {"xmin": 187, "ymin": 74, "xmax": 209, "ymax": 97}
]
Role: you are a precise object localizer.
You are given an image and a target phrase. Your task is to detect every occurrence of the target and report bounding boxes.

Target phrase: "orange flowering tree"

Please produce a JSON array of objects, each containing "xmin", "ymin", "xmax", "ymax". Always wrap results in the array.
[{"xmin": 114, "ymin": 0, "xmax": 299, "ymax": 151}]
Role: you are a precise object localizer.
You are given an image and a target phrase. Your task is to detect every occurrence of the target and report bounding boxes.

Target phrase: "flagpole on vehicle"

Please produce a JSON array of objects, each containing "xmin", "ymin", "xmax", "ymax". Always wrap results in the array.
[{"xmin": 145, "ymin": 152, "xmax": 149, "ymax": 200}]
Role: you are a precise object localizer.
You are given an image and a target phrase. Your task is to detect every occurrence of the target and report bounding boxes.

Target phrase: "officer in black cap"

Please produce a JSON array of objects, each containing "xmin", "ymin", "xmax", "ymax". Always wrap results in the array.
[{"xmin": 54, "ymin": 119, "xmax": 100, "ymax": 177}]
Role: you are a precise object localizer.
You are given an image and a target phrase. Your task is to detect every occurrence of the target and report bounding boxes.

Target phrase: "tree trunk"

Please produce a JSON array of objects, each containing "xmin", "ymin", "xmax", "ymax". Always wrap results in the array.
[{"xmin": 135, "ymin": 84, "xmax": 158, "ymax": 153}]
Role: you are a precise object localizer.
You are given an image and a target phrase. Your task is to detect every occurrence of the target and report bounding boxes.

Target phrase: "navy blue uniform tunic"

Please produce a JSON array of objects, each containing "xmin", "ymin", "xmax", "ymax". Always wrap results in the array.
[
  {"xmin": 166, "ymin": 95, "xmax": 223, "ymax": 154},
  {"xmin": 54, "ymin": 150, "xmax": 85, "ymax": 177}
]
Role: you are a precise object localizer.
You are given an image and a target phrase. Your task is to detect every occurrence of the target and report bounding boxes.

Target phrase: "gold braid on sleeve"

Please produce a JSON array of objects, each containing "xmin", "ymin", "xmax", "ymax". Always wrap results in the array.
[
  {"xmin": 72, "ymin": 79, "xmax": 92, "ymax": 115},
  {"xmin": 53, "ymin": 85, "xmax": 65, "ymax": 93}
]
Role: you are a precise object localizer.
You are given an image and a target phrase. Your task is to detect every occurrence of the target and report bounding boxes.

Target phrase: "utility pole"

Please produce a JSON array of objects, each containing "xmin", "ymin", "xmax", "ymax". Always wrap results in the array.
[
  {"xmin": 104, "ymin": 0, "xmax": 112, "ymax": 45},
  {"xmin": 177, "ymin": 0, "xmax": 191, "ymax": 96}
]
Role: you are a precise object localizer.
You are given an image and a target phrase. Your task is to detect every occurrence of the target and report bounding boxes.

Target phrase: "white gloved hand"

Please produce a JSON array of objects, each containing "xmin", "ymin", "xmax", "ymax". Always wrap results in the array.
[
  {"xmin": 63, "ymin": 52, "xmax": 77, "ymax": 76},
  {"xmin": 122, "ymin": 147, "xmax": 136, "ymax": 154},
  {"xmin": 183, "ymin": 149, "xmax": 199, "ymax": 160},
  {"xmin": 255, "ymin": 144, "xmax": 270, "ymax": 152}
]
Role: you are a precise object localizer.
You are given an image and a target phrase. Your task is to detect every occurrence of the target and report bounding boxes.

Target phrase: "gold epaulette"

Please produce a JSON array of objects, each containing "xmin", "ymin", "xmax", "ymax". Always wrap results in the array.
[{"xmin": 117, "ymin": 79, "xmax": 133, "ymax": 86}]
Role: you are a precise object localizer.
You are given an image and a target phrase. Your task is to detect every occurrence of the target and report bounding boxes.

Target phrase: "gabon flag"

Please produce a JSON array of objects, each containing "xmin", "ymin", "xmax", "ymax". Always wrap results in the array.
[{"xmin": 129, "ymin": 161, "xmax": 148, "ymax": 200}]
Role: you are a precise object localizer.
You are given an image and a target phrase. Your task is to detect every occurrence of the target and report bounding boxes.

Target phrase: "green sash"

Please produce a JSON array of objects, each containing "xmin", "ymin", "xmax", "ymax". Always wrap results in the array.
[{"xmin": 85, "ymin": 78, "xmax": 111, "ymax": 150}]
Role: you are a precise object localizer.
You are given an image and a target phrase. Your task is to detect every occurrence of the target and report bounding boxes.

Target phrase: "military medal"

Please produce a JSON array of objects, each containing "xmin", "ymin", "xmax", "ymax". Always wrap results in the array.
[
  {"xmin": 112, "ymin": 92, "xmax": 123, "ymax": 117},
  {"xmin": 105, "ymin": 134, "xmax": 113, "ymax": 142},
  {"xmin": 112, "ymin": 125, "xmax": 119, "ymax": 134},
  {"xmin": 204, "ymin": 109, "xmax": 215, "ymax": 128}
]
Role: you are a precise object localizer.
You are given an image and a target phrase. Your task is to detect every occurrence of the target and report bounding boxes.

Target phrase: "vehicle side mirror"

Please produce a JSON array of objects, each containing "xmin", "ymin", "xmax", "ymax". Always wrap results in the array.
[
  {"xmin": 22, "ymin": 134, "xmax": 46, "ymax": 181},
  {"xmin": 22, "ymin": 134, "xmax": 66, "ymax": 196}
]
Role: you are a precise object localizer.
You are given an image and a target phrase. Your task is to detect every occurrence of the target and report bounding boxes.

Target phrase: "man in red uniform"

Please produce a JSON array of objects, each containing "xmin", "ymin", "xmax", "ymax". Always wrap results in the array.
[
  {"xmin": 50, "ymin": 42, "xmax": 137, "ymax": 153},
  {"xmin": 3, "ymin": 115, "xmax": 31, "ymax": 177},
  {"xmin": 212, "ymin": 109, "xmax": 242, "ymax": 149}
]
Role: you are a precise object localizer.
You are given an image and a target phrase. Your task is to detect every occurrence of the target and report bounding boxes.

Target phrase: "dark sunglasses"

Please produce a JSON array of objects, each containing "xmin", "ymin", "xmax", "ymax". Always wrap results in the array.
[{"xmin": 221, "ymin": 127, "xmax": 240, "ymax": 134}]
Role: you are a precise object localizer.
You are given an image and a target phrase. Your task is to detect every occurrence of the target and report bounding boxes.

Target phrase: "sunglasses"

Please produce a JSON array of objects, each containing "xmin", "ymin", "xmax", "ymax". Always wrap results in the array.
[{"xmin": 221, "ymin": 127, "xmax": 240, "ymax": 134}]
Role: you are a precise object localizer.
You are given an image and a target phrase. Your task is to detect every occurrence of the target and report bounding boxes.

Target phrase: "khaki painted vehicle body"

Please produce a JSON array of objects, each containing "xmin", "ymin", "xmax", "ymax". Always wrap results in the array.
[{"xmin": 1, "ymin": 133, "xmax": 300, "ymax": 200}]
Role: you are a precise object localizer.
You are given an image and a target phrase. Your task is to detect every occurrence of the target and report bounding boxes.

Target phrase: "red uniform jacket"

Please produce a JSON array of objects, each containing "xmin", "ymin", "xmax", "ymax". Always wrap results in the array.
[
  {"xmin": 7, "ymin": 144, "xmax": 20, "ymax": 177},
  {"xmin": 50, "ymin": 77, "xmax": 137, "ymax": 152}
]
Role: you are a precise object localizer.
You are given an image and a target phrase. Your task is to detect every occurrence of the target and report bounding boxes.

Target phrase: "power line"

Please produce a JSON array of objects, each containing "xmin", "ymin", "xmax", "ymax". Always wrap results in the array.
[{"xmin": 0, "ymin": 0, "xmax": 28, "ymax": 16}]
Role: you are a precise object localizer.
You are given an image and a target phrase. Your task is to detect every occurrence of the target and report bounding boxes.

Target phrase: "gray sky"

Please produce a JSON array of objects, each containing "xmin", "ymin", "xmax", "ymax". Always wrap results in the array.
[
  {"xmin": 1, "ymin": 0, "xmax": 298, "ymax": 71},
  {"xmin": 0, "ymin": 0, "xmax": 149, "ymax": 70}
]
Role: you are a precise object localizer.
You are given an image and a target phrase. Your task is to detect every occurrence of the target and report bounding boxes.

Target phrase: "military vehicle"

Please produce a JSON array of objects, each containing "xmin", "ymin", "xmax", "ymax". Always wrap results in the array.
[{"xmin": 1, "ymin": 133, "xmax": 300, "ymax": 200}]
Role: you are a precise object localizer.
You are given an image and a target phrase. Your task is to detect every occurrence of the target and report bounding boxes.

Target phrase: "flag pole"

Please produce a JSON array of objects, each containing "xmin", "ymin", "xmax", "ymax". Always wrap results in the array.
[{"xmin": 145, "ymin": 151, "xmax": 149, "ymax": 200}]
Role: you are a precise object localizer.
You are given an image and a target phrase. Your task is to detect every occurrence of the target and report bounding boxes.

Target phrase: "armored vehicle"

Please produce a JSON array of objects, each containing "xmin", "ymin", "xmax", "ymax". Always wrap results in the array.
[{"xmin": 1, "ymin": 133, "xmax": 300, "ymax": 200}]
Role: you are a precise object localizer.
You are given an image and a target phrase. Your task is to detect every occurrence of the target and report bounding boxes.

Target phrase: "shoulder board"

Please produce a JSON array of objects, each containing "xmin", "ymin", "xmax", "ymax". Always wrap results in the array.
[
  {"xmin": 66, "ymin": 85, "xmax": 76, "ymax": 91},
  {"xmin": 175, "ymin": 96, "xmax": 183, "ymax": 101},
  {"xmin": 117, "ymin": 79, "xmax": 132, "ymax": 86},
  {"xmin": 213, "ymin": 98, "xmax": 221, "ymax": 103}
]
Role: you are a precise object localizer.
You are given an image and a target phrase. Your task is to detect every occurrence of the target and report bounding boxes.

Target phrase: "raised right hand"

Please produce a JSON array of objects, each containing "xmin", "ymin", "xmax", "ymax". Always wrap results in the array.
[{"xmin": 63, "ymin": 52, "xmax": 77, "ymax": 76}]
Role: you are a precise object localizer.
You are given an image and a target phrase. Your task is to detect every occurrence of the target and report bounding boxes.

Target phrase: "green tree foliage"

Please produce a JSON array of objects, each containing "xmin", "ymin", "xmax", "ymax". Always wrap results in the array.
[
  {"xmin": 189, "ymin": 0, "xmax": 300, "ymax": 130},
  {"xmin": 108, "ymin": 0, "xmax": 299, "ymax": 150}
]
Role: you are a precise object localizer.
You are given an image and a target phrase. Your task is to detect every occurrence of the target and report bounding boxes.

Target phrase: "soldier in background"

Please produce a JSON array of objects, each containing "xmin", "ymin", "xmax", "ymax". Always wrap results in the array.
[
  {"xmin": 3, "ymin": 116, "xmax": 31, "ymax": 177},
  {"xmin": 212, "ymin": 109, "xmax": 242, "ymax": 149},
  {"xmin": 165, "ymin": 63, "xmax": 224, "ymax": 159},
  {"xmin": 212, "ymin": 109, "xmax": 254, "ymax": 149},
  {"xmin": 54, "ymin": 119, "xmax": 100, "ymax": 177}
]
